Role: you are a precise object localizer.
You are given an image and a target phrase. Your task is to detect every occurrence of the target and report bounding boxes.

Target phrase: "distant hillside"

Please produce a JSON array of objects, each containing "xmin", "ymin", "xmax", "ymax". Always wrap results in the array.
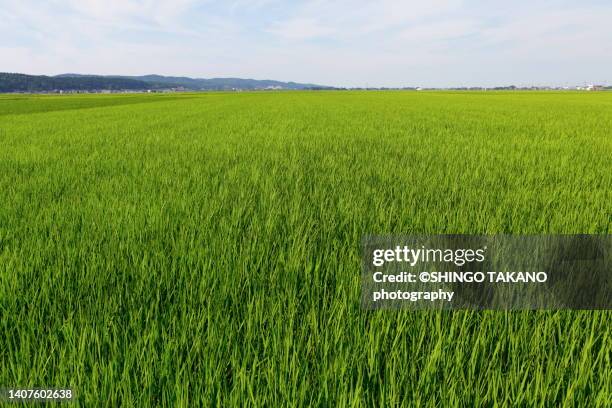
[
  {"xmin": 57, "ymin": 74, "xmax": 331, "ymax": 91},
  {"xmin": 0, "ymin": 72, "xmax": 330, "ymax": 92},
  {"xmin": 0, "ymin": 73, "xmax": 157, "ymax": 92}
]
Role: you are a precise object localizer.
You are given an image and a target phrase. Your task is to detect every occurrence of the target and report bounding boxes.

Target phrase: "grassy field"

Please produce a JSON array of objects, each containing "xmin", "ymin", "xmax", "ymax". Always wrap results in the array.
[{"xmin": 0, "ymin": 91, "xmax": 610, "ymax": 406}]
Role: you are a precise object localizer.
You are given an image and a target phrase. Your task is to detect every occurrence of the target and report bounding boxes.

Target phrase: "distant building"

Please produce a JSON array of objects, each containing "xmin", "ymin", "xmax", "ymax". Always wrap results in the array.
[{"xmin": 586, "ymin": 84, "xmax": 604, "ymax": 91}]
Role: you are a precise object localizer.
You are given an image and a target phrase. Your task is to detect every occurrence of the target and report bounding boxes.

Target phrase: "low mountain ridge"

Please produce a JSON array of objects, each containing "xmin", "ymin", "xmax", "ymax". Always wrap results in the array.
[
  {"xmin": 1, "ymin": 73, "xmax": 154, "ymax": 92},
  {"xmin": 0, "ymin": 73, "xmax": 330, "ymax": 92}
]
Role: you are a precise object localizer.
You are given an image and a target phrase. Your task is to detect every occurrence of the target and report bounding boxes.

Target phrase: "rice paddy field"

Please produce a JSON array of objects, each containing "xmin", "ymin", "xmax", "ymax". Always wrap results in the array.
[{"xmin": 0, "ymin": 91, "xmax": 610, "ymax": 406}]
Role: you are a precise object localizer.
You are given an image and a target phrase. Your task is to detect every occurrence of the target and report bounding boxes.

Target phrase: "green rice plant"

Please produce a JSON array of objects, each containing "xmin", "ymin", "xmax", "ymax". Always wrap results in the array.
[{"xmin": 0, "ymin": 91, "xmax": 610, "ymax": 406}]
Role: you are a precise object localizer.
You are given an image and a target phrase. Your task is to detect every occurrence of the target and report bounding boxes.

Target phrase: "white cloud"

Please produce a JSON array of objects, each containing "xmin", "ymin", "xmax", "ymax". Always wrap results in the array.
[
  {"xmin": 62, "ymin": 0, "xmax": 200, "ymax": 25},
  {"xmin": 267, "ymin": 18, "xmax": 337, "ymax": 40},
  {"xmin": 398, "ymin": 20, "xmax": 477, "ymax": 43},
  {"xmin": 265, "ymin": 0, "xmax": 463, "ymax": 42},
  {"xmin": 481, "ymin": 8, "xmax": 612, "ymax": 57}
]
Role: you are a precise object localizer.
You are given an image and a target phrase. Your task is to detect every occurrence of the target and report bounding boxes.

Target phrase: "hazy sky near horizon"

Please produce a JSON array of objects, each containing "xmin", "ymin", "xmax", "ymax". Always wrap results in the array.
[{"xmin": 1, "ymin": 0, "xmax": 611, "ymax": 87}]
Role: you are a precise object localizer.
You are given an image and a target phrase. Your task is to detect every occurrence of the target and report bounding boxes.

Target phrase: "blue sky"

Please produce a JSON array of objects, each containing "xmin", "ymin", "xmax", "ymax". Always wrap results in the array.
[{"xmin": 1, "ymin": 0, "xmax": 611, "ymax": 87}]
